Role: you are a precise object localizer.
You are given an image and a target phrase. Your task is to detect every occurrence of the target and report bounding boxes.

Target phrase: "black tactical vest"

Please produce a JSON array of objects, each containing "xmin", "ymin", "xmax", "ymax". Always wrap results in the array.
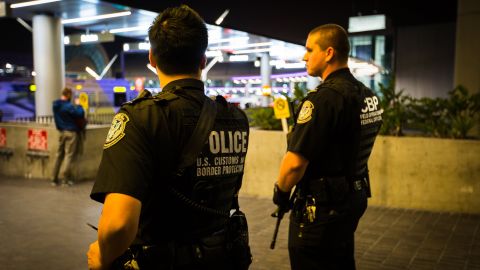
[
  {"xmin": 132, "ymin": 89, "xmax": 249, "ymax": 243},
  {"xmin": 320, "ymin": 76, "xmax": 383, "ymax": 178}
]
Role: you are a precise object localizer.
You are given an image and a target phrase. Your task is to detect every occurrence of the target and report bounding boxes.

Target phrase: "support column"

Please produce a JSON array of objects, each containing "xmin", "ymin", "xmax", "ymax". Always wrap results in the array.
[
  {"xmin": 33, "ymin": 14, "xmax": 65, "ymax": 117},
  {"xmin": 454, "ymin": 0, "xmax": 480, "ymax": 135},
  {"xmin": 260, "ymin": 53, "xmax": 271, "ymax": 107},
  {"xmin": 454, "ymin": 0, "xmax": 480, "ymax": 93},
  {"xmin": 260, "ymin": 53, "xmax": 271, "ymax": 88}
]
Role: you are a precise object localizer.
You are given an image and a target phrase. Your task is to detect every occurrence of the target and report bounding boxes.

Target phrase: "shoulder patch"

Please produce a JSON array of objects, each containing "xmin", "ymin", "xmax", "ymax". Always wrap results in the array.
[
  {"xmin": 297, "ymin": 100, "xmax": 314, "ymax": 124},
  {"xmin": 104, "ymin": 113, "xmax": 130, "ymax": 149}
]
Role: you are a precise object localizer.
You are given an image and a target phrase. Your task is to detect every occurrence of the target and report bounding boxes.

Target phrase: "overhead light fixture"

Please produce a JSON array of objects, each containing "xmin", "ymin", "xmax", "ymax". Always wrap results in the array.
[
  {"xmin": 85, "ymin": 66, "xmax": 100, "ymax": 80},
  {"xmin": 16, "ymin": 18, "xmax": 32, "ymax": 32},
  {"xmin": 80, "ymin": 34, "xmax": 98, "ymax": 43},
  {"xmin": 65, "ymin": 32, "xmax": 114, "ymax": 45},
  {"xmin": 232, "ymin": 48, "xmax": 272, "ymax": 54},
  {"xmin": 276, "ymin": 62, "xmax": 306, "ymax": 69},
  {"xmin": 10, "ymin": 0, "xmax": 60, "ymax": 9},
  {"xmin": 348, "ymin": 14, "xmax": 386, "ymax": 33},
  {"xmin": 81, "ymin": 0, "xmax": 100, "ymax": 4},
  {"xmin": 109, "ymin": 25, "xmax": 149, "ymax": 34},
  {"xmin": 215, "ymin": 9, "xmax": 230, "ymax": 25},
  {"xmin": 209, "ymin": 42, "xmax": 272, "ymax": 51},
  {"xmin": 99, "ymin": 54, "xmax": 118, "ymax": 79},
  {"xmin": 147, "ymin": 64, "xmax": 157, "ymax": 75},
  {"xmin": 205, "ymin": 50, "xmax": 222, "ymax": 58},
  {"xmin": 232, "ymin": 71, "xmax": 308, "ymax": 81},
  {"xmin": 122, "ymin": 42, "xmax": 150, "ymax": 52},
  {"xmin": 138, "ymin": 42, "xmax": 150, "ymax": 50},
  {"xmin": 209, "ymin": 36, "xmax": 249, "ymax": 45},
  {"xmin": 202, "ymin": 55, "xmax": 222, "ymax": 81},
  {"xmin": 62, "ymin": 10, "xmax": 131, "ymax": 25},
  {"xmin": 229, "ymin": 55, "xmax": 249, "ymax": 62}
]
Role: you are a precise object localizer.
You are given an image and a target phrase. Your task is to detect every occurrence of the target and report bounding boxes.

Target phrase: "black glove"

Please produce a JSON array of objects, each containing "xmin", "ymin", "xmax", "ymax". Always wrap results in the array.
[{"xmin": 273, "ymin": 183, "xmax": 291, "ymax": 211}]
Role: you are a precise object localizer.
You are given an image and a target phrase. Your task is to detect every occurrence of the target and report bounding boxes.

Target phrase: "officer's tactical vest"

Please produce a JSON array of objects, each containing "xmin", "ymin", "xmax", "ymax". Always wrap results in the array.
[
  {"xmin": 141, "ymin": 90, "xmax": 249, "ymax": 240},
  {"xmin": 319, "ymin": 76, "xmax": 383, "ymax": 178}
]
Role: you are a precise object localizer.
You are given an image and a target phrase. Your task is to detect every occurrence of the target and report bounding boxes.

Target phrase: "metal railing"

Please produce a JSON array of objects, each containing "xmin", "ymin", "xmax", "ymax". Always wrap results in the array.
[{"xmin": 10, "ymin": 113, "xmax": 115, "ymax": 126}]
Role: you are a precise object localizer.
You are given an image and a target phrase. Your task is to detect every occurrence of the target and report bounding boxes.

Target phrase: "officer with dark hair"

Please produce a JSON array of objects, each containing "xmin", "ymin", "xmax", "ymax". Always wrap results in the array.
[
  {"xmin": 273, "ymin": 24, "xmax": 383, "ymax": 269},
  {"xmin": 87, "ymin": 5, "xmax": 250, "ymax": 270}
]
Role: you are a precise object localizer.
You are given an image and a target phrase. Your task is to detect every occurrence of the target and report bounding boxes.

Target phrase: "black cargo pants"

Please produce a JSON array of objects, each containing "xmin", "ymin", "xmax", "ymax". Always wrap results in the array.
[{"xmin": 288, "ymin": 187, "xmax": 368, "ymax": 270}]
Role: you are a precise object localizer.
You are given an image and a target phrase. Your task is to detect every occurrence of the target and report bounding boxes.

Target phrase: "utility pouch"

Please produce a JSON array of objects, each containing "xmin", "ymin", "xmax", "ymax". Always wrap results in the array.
[
  {"xmin": 193, "ymin": 231, "xmax": 229, "ymax": 264},
  {"xmin": 227, "ymin": 210, "xmax": 252, "ymax": 270}
]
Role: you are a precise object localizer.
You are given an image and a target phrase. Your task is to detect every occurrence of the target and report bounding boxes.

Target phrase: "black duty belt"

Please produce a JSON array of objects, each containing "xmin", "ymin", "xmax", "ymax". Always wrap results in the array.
[{"xmin": 296, "ymin": 176, "xmax": 368, "ymax": 204}]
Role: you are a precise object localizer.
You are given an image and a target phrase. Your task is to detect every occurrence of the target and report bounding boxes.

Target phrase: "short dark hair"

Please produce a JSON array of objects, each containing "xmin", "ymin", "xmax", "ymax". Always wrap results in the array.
[
  {"xmin": 62, "ymin": 87, "xmax": 72, "ymax": 98},
  {"xmin": 310, "ymin": 24, "xmax": 350, "ymax": 63},
  {"xmin": 148, "ymin": 5, "xmax": 208, "ymax": 75}
]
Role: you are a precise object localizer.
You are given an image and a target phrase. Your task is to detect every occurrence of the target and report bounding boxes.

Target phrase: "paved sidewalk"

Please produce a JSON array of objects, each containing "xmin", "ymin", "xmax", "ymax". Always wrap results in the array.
[{"xmin": 0, "ymin": 176, "xmax": 479, "ymax": 270}]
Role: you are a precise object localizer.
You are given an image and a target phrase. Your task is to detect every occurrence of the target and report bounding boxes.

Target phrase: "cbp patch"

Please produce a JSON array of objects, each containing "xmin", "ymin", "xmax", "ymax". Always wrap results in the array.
[
  {"xmin": 104, "ymin": 113, "xmax": 129, "ymax": 149},
  {"xmin": 297, "ymin": 100, "xmax": 314, "ymax": 124}
]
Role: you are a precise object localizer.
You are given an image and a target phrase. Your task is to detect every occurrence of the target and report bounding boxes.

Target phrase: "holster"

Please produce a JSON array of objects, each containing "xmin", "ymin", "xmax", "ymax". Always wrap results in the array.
[{"xmin": 227, "ymin": 210, "xmax": 252, "ymax": 270}]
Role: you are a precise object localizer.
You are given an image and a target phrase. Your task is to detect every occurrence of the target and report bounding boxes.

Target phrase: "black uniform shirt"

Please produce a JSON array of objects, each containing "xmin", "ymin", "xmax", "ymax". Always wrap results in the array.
[{"xmin": 288, "ymin": 68, "xmax": 358, "ymax": 178}]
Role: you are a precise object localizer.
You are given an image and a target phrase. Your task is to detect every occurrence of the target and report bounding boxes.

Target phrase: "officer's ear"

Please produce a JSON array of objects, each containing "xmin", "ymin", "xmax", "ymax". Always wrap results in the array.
[
  {"xmin": 325, "ymin": 47, "xmax": 334, "ymax": 63},
  {"xmin": 148, "ymin": 48, "xmax": 156, "ymax": 68},
  {"xmin": 200, "ymin": 55, "xmax": 207, "ymax": 70}
]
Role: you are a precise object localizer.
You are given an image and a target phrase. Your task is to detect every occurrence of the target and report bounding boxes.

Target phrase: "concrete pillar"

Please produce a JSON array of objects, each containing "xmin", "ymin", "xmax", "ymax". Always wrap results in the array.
[
  {"xmin": 454, "ymin": 0, "xmax": 480, "ymax": 94},
  {"xmin": 260, "ymin": 53, "xmax": 271, "ymax": 87},
  {"xmin": 260, "ymin": 53, "xmax": 271, "ymax": 106},
  {"xmin": 32, "ymin": 15, "xmax": 65, "ymax": 117},
  {"xmin": 454, "ymin": 0, "xmax": 480, "ymax": 136}
]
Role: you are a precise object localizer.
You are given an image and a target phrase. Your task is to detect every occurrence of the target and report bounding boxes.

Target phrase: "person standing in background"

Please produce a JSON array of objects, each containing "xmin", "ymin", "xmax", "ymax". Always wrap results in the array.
[{"xmin": 51, "ymin": 87, "xmax": 85, "ymax": 186}]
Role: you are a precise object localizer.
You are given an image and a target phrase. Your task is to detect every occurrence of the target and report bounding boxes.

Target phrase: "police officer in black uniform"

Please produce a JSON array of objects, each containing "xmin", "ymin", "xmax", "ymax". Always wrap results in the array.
[
  {"xmin": 273, "ymin": 24, "xmax": 383, "ymax": 269},
  {"xmin": 87, "ymin": 5, "xmax": 250, "ymax": 270}
]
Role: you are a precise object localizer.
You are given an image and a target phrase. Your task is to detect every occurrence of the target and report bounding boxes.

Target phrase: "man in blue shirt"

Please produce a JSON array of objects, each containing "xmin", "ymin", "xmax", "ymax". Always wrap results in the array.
[{"xmin": 51, "ymin": 87, "xmax": 85, "ymax": 186}]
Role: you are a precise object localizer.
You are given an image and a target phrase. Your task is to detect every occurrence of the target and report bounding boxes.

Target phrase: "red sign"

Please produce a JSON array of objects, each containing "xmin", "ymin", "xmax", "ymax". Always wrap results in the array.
[
  {"xmin": 28, "ymin": 129, "xmax": 48, "ymax": 151},
  {"xmin": 0, "ymin": 128, "xmax": 6, "ymax": 147}
]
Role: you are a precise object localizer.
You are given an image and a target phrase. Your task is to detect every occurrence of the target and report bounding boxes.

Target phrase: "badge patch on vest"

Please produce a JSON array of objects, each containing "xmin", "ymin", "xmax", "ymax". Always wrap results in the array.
[
  {"xmin": 297, "ymin": 100, "xmax": 314, "ymax": 124},
  {"xmin": 104, "ymin": 113, "xmax": 129, "ymax": 149}
]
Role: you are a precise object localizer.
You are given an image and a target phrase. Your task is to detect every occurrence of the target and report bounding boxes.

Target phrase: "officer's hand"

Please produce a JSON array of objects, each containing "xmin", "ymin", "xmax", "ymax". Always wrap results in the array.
[
  {"xmin": 273, "ymin": 183, "xmax": 291, "ymax": 212},
  {"xmin": 87, "ymin": 241, "xmax": 107, "ymax": 270}
]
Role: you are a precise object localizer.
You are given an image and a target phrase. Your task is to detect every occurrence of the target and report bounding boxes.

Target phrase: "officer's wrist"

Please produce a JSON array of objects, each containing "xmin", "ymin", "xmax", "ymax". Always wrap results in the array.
[
  {"xmin": 275, "ymin": 183, "xmax": 290, "ymax": 193},
  {"xmin": 273, "ymin": 183, "xmax": 291, "ymax": 207}
]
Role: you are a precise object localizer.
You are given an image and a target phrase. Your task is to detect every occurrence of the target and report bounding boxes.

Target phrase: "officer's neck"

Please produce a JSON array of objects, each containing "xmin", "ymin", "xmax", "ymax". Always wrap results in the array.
[
  {"xmin": 157, "ymin": 69, "xmax": 202, "ymax": 88},
  {"xmin": 321, "ymin": 62, "xmax": 348, "ymax": 80}
]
